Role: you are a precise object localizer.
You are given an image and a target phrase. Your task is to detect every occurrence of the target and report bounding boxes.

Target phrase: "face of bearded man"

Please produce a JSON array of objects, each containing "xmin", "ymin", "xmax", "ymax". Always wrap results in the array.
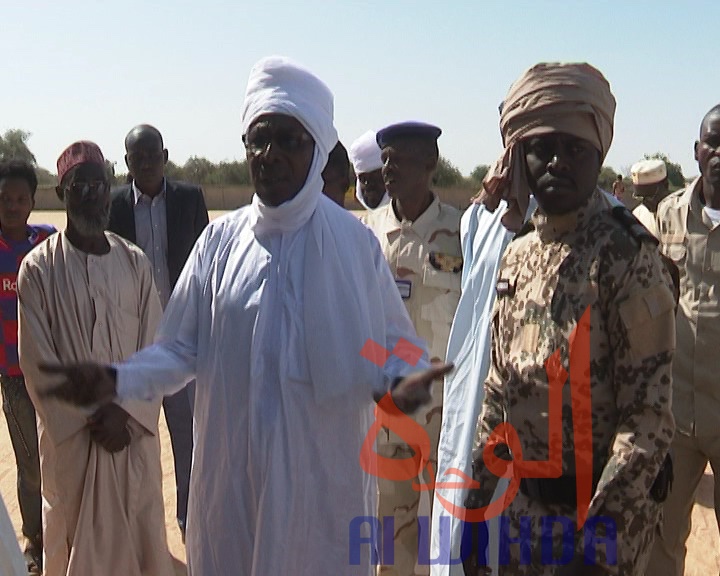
[
  {"xmin": 523, "ymin": 132, "xmax": 601, "ymax": 215},
  {"xmin": 61, "ymin": 163, "xmax": 111, "ymax": 236}
]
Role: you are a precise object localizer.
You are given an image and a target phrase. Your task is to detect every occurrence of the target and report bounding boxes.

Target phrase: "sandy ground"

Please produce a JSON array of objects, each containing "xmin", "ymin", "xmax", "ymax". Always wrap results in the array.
[{"xmin": 0, "ymin": 211, "xmax": 717, "ymax": 574}]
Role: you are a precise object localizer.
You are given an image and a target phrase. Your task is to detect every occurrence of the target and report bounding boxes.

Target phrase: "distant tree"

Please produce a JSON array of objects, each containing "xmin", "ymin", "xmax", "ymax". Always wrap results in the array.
[
  {"xmin": 211, "ymin": 160, "xmax": 250, "ymax": 185},
  {"xmin": 0, "ymin": 129, "xmax": 36, "ymax": 165},
  {"xmin": 597, "ymin": 165, "xmax": 620, "ymax": 191},
  {"xmin": 469, "ymin": 164, "xmax": 490, "ymax": 186},
  {"xmin": 164, "ymin": 160, "xmax": 185, "ymax": 181},
  {"xmin": 433, "ymin": 155, "xmax": 464, "ymax": 187},
  {"xmin": 105, "ymin": 160, "xmax": 118, "ymax": 185},
  {"xmin": 644, "ymin": 152, "xmax": 685, "ymax": 190},
  {"xmin": 183, "ymin": 156, "xmax": 215, "ymax": 184},
  {"xmin": 36, "ymin": 167, "xmax": 56, "ymax": 186}
]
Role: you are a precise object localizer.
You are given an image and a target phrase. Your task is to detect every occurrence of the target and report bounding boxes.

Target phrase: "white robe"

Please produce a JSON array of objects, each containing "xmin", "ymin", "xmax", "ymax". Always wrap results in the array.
[
  {"xmin": 0, "ymin": 495, "xmax": 25, "ymax": 576},
  {"xmin": 116, "ymin": 201, "xmax": 428, "ymax": 576},
  {"xmin": 429, "ymin": 202, "xmax": 518, "ymax": 575},
  {"xmin": 17, "ymin": 232, "xmax": 173, "ymax": 576}
]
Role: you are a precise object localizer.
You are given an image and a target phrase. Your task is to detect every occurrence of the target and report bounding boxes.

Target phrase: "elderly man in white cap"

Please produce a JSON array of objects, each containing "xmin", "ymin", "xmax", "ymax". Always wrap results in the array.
[
  {"xmin": 36, "ymin": 56, "xmax": 452, "ymax": 576},
  {"xmin": 350, "ymin": 130, "xmax": 390, "ymax": 210},
  {"xmin": 631, "ymin": 159, "xmax": 669, "ymax": 236}
]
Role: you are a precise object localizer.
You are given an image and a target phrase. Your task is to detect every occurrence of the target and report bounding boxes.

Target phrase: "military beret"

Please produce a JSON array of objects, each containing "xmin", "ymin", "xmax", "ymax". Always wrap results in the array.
[{"xmin": 376, "ymin": 121, "xmax": 442, "ymax": 148}]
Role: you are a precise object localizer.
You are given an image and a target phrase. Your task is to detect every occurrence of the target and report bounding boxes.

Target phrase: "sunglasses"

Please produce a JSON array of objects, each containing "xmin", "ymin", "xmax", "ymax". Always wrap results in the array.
[
  {"xmin": 65, "ymin": 181, "xmax": 109, "ymax": 195},
  {"xmin": 242, "ymin": 129, "xmax": 313, "ymax": 156}
]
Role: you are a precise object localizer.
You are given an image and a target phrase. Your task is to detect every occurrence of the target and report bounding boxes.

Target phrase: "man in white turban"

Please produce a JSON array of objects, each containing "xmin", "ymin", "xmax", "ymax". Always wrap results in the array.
[
  {"xmin": 350, "ymin": 130, "xmax": 390, "ymax": 210},
  {"xmin": 37, "ymin": 56, "xmax": 452, "ymax": 576}
]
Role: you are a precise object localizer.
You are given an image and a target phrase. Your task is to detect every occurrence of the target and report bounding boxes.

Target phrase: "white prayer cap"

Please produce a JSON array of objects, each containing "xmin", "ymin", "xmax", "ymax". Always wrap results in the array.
[
  {"xmin": 631, "ymin": 159, "xmax": 667, "ymax": 185},
  {"xmin": 349, "ymin": 130, "xmax": 383, "ymax": 174},
  {"xmin": 241, "ymin": 56, "xmax": 338, "ymax": 159}
]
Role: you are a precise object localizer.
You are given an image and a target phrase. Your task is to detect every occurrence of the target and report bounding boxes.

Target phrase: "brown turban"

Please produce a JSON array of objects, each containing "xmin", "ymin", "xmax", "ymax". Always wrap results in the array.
[{"xmin": 477, "ymin": 62, "xmax": 616, "ymax": 231}]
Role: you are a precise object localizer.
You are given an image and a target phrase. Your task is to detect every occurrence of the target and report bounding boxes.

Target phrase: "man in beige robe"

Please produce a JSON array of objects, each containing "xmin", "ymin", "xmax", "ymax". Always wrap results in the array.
[{"xmin": 17, "ymin": 141, "xmax": 173, "ymax": 576}]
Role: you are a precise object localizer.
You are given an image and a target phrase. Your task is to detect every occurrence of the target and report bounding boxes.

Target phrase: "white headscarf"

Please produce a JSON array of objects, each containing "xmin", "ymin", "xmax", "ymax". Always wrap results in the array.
[
  {"xmin": 241, "ymin": 56, "xmax": 338, "ymax": 234},
  {"xmin": 349, "ymin": 130, "xmax": 390, "ymax": 210}
]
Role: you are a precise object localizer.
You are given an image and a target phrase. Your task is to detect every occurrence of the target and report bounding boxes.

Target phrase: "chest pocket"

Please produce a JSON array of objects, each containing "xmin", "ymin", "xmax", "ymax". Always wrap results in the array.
[{"xmin": 420, "ymin": 259, "xmax": 461, "ymax": 323}]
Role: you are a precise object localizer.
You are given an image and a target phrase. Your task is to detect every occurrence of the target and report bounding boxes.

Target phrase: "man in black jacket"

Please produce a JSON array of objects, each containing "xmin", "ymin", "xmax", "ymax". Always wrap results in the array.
[{"xmin": 108, "ymin": 124, "xmax": 209, "ymax": 541}]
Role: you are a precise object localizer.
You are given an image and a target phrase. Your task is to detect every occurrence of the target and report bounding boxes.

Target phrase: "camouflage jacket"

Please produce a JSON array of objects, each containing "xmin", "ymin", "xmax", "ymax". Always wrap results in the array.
[{"xmin": 469, "ymin": 189, "xmax": 676, "ymax": 523}]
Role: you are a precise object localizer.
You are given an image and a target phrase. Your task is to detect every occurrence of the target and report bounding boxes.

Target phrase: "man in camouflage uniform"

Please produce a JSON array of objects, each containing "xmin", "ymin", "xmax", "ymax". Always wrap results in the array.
[
  {"xmin": 646, "ymin": 104, "xmax": 720, "ymax": 576},
  {"xmin": 363, "ymin": 121, "xmax": 462, "ymax": 576},
  {"xmin": 465, "ymin": 63, "xmax": 675, "ymax": 576}
]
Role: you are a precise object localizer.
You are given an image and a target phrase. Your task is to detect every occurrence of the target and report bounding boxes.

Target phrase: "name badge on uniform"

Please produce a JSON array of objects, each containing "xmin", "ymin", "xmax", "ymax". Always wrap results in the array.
[
  {"xmin": 395, "ymin": 279, "xmax": 412, "ymax": 300},
  {"xmin": 496, "ymin": 278, "xmax": 515, "ymax": 298}
]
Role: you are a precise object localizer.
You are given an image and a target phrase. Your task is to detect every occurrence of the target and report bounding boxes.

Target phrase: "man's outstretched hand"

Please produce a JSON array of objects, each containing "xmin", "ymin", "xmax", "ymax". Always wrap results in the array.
[
  {"xmin": 39, "ymin": 363, "xmax": 118, "ymax": 406},
  {"xmin": 391, "ymin": 362, "xmax": 454, "ymax": 414}
]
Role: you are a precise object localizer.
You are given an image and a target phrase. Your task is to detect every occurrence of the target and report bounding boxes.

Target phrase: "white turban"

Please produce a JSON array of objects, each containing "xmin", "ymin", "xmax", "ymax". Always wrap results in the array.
[
  {"xmin": 348, "ymin": 130, "xmax": 390, "ymax": 210},
  {"xmin": 241, "ymin": 56, "xmax": 338, "ymax": 234}
]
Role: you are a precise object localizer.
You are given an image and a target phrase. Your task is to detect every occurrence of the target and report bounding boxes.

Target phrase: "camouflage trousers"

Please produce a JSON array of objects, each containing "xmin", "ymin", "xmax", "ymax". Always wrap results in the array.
[
  {"xmin": 376, "ymin": 382, "xmax": 443, "ymax": 576},
  {"xmin": 484, "ymin": 489, "xmax": 661, "ymax": 575}
]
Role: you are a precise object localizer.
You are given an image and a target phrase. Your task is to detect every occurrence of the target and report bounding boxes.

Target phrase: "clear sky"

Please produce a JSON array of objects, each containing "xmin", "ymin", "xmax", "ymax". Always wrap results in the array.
[{"xmin": 5, "ymin": 0, "xmax": 718, "ymax": 179}]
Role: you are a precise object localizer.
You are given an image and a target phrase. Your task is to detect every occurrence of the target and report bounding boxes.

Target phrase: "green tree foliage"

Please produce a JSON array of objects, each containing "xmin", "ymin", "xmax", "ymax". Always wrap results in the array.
[
  {"xmin": 164, "ymin": 160, "xmax": 185, "ymax": 181},
  {"xmin": 644, "ymin": 152, "xmax": 685, "ymax": 190},
  {"xmin": 0, "ymin": 129, "xmax": 36, "ymax": 164},
  {"xmin": 597, "ymin": 165, "xmax": 620, "ymax": 191},
  {"xmin": 159, "ymin": 157, "xmax": 251, "ymax": 185},
  {"xmin": 433, "ymin": 155, "xmax": 464, "ymax": 187},
  {"xmin": 469, "ymin": 164, "xmax": 490, "ymax": 186},
  {"xmin": 36, "ymin": 167, "xmax": 56, "ymax": 185},
  {"xmin": 105, "ymin": 160, "xmax": 118, "ymax": 185},
  {"xmin": 212, "ymin": 160, "xmax": 250, "ymax": 185}
]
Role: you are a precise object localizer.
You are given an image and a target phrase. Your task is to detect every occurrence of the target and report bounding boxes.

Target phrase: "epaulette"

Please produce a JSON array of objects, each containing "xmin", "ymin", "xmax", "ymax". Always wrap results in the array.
[
  {"xmin": 611, "ymin": 206, "xmax": 659, "ymax": 247},
  {"xmin": 512, "ymin": 220, "xmax": 535, "ymax": 241}
]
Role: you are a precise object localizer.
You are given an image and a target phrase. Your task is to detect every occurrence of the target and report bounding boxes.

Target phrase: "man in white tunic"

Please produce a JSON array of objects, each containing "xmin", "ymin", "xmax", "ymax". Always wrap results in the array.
[
  {"xmin": 17, "ymin": 142, "xmax": 173, "ymax": 576},
  {"xmin": 40, "ymin": 57, "xmax": 452, "ymax": 576}
]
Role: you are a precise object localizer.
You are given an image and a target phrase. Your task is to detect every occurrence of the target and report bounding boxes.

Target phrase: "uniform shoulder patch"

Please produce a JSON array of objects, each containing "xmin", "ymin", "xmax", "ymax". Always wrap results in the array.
[
  {"xmin": 428, "ymin": 251, "xmax": 463, "ymax": 273},
  {"xmin": 611, "ymin": 206, "xmax": 659, "ymax": 247},
  {"xmin": 496, "ymin": 277, "xmax": 515, "ymax": 297},
  {"xmin": 512, "ymin": 220, "xmax": 535, "ymax": 241}
]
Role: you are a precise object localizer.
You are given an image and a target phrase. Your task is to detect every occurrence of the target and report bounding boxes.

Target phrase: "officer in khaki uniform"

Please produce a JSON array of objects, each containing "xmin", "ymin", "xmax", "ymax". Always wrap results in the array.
[
  {"xmin": 647, "ymin": 104, "xmax": 720, "ymax": 576},
  {"xmin": 465, "ymin": 63, "xmax": 675, "ymax": 576},
  {"xmin": 363, "ymin": 122, "xmax": 462, "ymax": 576}
]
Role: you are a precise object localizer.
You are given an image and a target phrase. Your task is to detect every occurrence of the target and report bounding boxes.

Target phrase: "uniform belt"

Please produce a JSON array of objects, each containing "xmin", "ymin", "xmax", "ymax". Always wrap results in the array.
[{"xmin": 519, "ymin": 475, "xmax": 601, "ymax": 508}]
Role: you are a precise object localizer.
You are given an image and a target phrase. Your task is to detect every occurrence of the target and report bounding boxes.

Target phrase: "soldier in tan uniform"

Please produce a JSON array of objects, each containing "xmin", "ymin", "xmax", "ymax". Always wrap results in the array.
[
  {"xmin": 647, "ymin": 104, "xmax": 720, "ymax": 576},
  {"xmin": 363, "ymin": 121, "xmax": 462, "ymax": 576},
  {"xmin": 465, "ymin": 63, "xmax": 675, "ymax": 576},
  {"xmin": 630, "ymin": 159, "xmax": 669, "ymax": 237}
]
